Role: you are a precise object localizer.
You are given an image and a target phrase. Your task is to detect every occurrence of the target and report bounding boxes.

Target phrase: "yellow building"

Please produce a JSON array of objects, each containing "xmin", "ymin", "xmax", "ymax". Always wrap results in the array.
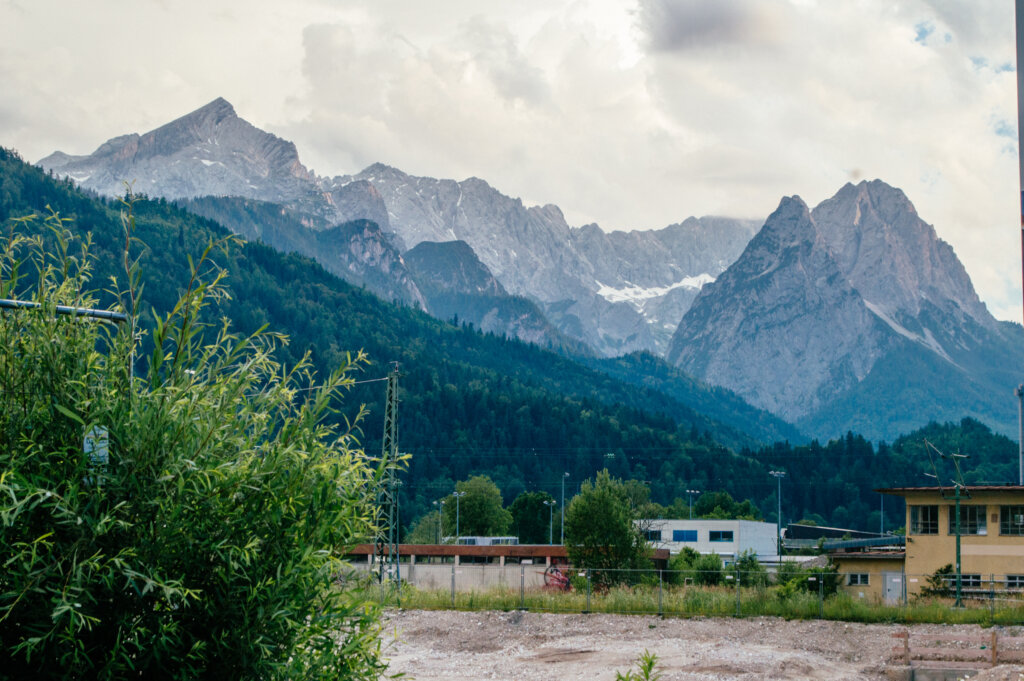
[
  {"xmin": 830, "ymin": 550, "xmax": 906, "ymax": 603},
  {"xmin": 880, "ymin": 485, "xmax": 1024, "ymax": 598}
]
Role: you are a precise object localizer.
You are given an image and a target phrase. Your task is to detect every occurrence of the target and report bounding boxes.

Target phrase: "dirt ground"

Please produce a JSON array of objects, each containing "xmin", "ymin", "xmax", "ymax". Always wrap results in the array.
[{"xmin": 381, "ymin": 609, "xmax": 1024, "ymax": 681}]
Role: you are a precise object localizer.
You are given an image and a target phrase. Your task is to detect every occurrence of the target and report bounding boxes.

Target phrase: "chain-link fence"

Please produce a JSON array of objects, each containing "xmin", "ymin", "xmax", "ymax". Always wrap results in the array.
[{"xmin": 360, "ymin": 564, "xmax": 1024, "ymax": 624}]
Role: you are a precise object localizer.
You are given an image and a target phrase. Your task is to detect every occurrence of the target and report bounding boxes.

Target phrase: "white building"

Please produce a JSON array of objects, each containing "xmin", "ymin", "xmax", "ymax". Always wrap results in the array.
[{"xmin": 638, "ymin": 519, "xmax": 780, "ymax": 564}]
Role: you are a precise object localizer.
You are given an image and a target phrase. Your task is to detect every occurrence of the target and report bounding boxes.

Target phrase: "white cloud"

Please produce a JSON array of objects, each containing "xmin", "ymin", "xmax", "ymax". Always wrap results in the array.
[{"xmin": 0, "ymin": 0, "xmax": 1020, "ymax": 322}]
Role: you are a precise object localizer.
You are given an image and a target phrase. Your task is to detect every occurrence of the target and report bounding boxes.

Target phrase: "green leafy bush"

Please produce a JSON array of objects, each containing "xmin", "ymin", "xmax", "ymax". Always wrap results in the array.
[
  {"xmin": 692, "ymin": 553, "xmax": 724, "ymax": 586},
  {"xmin": 0, "ymin": 209, "xmax": 393, "ymax": 680},
  {"xmin": 733, "ymin": 549, "xmax": 768, "ymax": 587}
]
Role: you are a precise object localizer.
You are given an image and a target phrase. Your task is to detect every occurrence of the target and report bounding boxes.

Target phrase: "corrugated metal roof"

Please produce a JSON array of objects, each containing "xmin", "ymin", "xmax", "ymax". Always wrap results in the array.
[{"xmin": 822, "ymin": 536, "xmax": 905, "ymax": 551}]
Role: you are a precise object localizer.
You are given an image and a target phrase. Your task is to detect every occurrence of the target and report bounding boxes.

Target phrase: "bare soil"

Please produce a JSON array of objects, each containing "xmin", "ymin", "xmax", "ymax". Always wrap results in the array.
[{"xmin": 381, "ymin": 609, "xmax": 1024, "ymax": 680}]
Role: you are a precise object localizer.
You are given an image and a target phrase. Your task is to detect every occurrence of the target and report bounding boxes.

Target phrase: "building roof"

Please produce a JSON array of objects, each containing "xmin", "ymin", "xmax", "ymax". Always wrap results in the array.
[
  {"xmin": 786, "ymin": 524, "xmax": 883, "ymax": 541},
  {"xmin": 830, "ymin": 550, "xmax": 906, "ymax": 561},
  {"xmin": 876, "ymin": 485, "xmax": 1024, "ymax": 496},
  {"xmin": 348, "ymin": 543, "xmax": 671, "ymax": 561}
]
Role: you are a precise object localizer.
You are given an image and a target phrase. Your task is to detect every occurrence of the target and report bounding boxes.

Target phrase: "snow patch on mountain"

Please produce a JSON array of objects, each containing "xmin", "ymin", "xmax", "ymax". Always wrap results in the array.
[{"xmin": 596, "ymin": 274, "xmax": 715, "ymax": 306}]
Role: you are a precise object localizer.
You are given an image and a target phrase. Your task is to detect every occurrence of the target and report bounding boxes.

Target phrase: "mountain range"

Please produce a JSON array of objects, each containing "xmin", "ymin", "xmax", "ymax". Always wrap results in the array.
[
  {"xmin": 39, "ymin": 98, "xmax": 757, "ymax": 357},
  {"xmin": 36, "ymin": 98, "xmax": 1024, "ymax": 442}
]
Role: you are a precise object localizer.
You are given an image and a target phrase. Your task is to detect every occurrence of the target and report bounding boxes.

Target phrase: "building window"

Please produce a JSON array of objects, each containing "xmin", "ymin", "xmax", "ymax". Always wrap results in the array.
[
  {"xmin": 644, "ymin": 529, "xmax": 662, "ymax": 542},
  {"xmin": 1000, "ymin": 506, "xmax": 1024, "ymax": 536},
  {"xmin": 709, "ymin": 530, "xmax": 734, "ymax": 542},
  {"xmin": 944, "ymin": 574, "xmax": 982, "ymax": 589},
  {"xmin": 948, "ymin": 505, "xmax": 987, "ymax": 535},
  {"xmin": 1006, "ymin": 575, "xmax": 1024, "ymax": 589},
  {"xmin": 847, "ymin": 574, "xmax": 869, "ymax": 586},
  {"xmin": 910, "ymin": 505, "xmax": 938, "ymax": 534},
  {"xmin": 673, "ymin": 530, "xmax": 698, "ymax": 542}
]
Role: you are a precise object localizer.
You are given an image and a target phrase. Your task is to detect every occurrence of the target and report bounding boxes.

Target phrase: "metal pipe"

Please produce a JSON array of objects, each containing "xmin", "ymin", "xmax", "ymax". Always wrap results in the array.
[{"xmin": 0, "ymin": 298, "xmax": 128, "ymax": 323}]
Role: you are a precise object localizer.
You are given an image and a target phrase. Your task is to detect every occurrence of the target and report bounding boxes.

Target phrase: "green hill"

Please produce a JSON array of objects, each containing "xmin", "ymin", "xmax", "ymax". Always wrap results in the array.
[{"xmin": 2, "ymin": 148, "xmax": 794, "ymax": 529}]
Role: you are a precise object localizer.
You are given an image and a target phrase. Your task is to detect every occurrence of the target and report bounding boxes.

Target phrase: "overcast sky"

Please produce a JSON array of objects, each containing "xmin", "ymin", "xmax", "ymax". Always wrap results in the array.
[{"xmin": 1, "ymin": 0, "xmax": 1020, "ymax": 321}]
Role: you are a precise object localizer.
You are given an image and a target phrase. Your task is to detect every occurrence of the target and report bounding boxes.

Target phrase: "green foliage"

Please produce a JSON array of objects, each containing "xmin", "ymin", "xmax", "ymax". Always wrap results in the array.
[
  {"xmin": 407, "ymin": 509, "xmax": 443, "ymax": 544},
  {"xmin": 615, "ymin": 650, "xmax": 663, "ymax": 681},
  {"xmin": 920, "ymin": 563, "xmax": 955, "ymax": 598},
  {"xmin": 692, "ymin": 491, "xmax": 762, "ymax": 520},
  {"xmin": 0, "ymin": 209, "xmax": 390, "ymax": 680},
  {"xmin": 733, "ymin": 550, "xmax": 768, "ymax": 587},
  {"xmin": 664, "ymin": 547, "xmax": 700, "ymax": 585},
  {"xmin": 564, "ymin": 470, "xmax": 651, "ymax": 586},
  {"xmin": 509, "ymin": 491, "xmax": 557, "ymax": 544},
  {"xmin": 804, "ymin": 564, "xmax": 841, "ymax": 597},
  {"xmin": 775, "ymin": 560, "xmax": 805, "ymax": 585},
  {"xmin": 445, "ymin": 476, "xmax": 512, "ymax": 538},
  {"xmin": 692, "ymin": 553, "xmax": 724, "ymax": 586}
]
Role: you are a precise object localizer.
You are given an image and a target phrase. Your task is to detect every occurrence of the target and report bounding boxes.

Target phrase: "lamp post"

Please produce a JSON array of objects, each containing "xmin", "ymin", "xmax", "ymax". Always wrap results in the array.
[
  {"xmin": 770, "ymin": 471, "xmax": 786, "ymax": 558},
  {"xmin": 686, "ymin": 489, "xmax": 700, "ymax": 519},
  {"xmin": 453, "ymin": 491, "xmax": 466, "ymax": 542},
  {"xmin": 543, "ymin": 500, "xmax": 556, "ymax": 544},
  {"xmin": 433, "ymin": 499, "xmax": 445, "ymax": 544},
  {"xmin": 1016, "ymin": 384, "xmax": 1023, "ymax": 485},
  {"xmin": 561, "ymin": 472, "xmax": 569, "ymax": 544}
]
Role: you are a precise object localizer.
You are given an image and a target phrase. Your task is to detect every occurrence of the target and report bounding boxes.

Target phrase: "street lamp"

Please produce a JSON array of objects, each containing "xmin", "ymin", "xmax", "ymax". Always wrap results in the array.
[
  {"xmin": 433, "ymin": 499, "xmax": 445, "ymax": 544},
  {"xmin": 560, "ymin": 472, "xmax": 570, "ymax": 544},
  {"xmin": 769, "ymin": 471, "xmax": 786, "ymax": 558},
  {"xmin": 543, "ymin": 500, "xmax": 556, "ymax": 544},
  {"xmin": 686, "ymin": 489, "xmax": 700, "ymax": 519},
  {"xmin": 453, "ymin": 491, "xmax": 466, "ymax": 542},
  {"xmin": 1016, "ymin": 384, "xmax": 1023, "ymax": 485}
]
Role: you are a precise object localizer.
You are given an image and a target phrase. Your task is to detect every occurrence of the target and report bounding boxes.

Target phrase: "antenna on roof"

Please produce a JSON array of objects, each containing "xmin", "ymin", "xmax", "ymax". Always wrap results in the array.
[{"xmin": 923, "ymin": 438, "xmax": 971, "ymax": 607}]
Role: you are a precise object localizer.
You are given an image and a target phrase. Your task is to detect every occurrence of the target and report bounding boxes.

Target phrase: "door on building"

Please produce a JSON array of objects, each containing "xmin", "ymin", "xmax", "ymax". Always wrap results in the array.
[{"xmin": 882, "ymin": 572, "xmax": 902, "ymax": 604}]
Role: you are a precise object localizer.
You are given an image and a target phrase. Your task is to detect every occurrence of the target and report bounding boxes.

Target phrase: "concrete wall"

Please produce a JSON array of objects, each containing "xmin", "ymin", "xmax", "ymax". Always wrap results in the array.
[{"xmin": 351, "ymin": 555, "xmax": 554, "ymax": 591}]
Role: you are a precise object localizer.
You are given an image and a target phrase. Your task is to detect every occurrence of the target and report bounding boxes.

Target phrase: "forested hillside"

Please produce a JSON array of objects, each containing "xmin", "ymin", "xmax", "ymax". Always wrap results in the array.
[
  {"xmin": 0, "ymin": 149, "xmax": 784, "ymax": 527},
  {"xmin": 3, "ymin": 148, "xmax": 1019, "ymax": 535}
]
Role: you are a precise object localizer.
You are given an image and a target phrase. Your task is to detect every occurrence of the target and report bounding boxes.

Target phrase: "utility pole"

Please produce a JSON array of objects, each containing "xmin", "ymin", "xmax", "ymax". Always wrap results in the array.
[
  {"xmin": 433, "ymin": 499, "xmax": 445, "ymax": 544},
  {"xmin": 453, "ymin": 491, "xmax": 466, "ymax": 541},
  {"xmin": 925, "ymin": 440, "xmax": 971, "ymax": 608},
  {"xmin": 375, "ymin": 365, "xmax": 402, "ymax": 585},
  {"xmin": 1016, "ymin": 385, "xmax": 1023, "ymax": 485},
  {"xmin": 561, "ymin": 472, "xmax": 569, "ymax": 544},
  {"xmin": 770, "ymin": 471, "xmax": 786, "ymax": 558}
]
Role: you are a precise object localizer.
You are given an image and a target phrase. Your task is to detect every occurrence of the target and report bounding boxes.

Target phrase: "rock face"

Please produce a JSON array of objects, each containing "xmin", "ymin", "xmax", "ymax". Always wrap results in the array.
[
  {"xmin": 667, "ymin": 181, "xmax": 1017, "ymax": 439},
  {"xmin": 39, "ymin": 98, "xmax": 756, "ymax": 357},
  {"xmin": 39, "ymin": 99, "xmax": 316, "ymax": 206},
  {"xmin": 327, "ymin": 163, "xmax": 758, "ymax": 354},
  {"xmin": 668, "ymin": 196, "xmax": 895, "ymax": 420},
  {"xmin": 404, "ymin": 240, "xmax": 584, "ymax": 352}
]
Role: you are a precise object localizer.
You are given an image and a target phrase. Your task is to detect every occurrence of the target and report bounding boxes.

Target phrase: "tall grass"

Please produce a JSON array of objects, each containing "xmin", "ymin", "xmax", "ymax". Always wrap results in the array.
[{"xmin": 373, "ymin": 582, "xmax": 1024, "ymax": 625}]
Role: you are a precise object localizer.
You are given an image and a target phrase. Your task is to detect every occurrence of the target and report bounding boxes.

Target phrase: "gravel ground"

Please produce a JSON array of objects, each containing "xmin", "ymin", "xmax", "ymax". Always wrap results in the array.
[{"xmin": 380, "ymin": 609, "xmax": 1024, "ymax": 681}]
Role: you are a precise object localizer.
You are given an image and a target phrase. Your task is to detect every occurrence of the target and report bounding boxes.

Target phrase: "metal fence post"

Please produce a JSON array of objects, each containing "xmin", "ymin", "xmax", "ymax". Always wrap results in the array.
[
  {"xmin": 520, "ymin": 564, "xmax": 525, "ymax": 610},
  {"xmin": 586, "ymin": 571, "xmax": 592, "ymax": 613},
  {"xmin": 818, "ymin": 578, "xmax": 824, "ymax": 619},
  {"xmin": 735, "ymin": 572, "xmax": 741, "ymax": 617},
  {"xmin": 658, "ymin": 570, "xmax": 664, "ymax": 616},
  {"xmin": 450, "ymin": 562, "xmax": 456, "ymax": 608},
  {"xmin": 990, "ymin": 573, "xmax": 995, "ymax": 621}
]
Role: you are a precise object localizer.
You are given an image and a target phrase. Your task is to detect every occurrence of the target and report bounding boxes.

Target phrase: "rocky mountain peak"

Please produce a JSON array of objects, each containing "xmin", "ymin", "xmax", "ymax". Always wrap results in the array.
[
  {"xmin": 811, "ymin": 179, "xmax": 992, "ymax": 329},
  {"xmin": 667, "ymin": 194, "xmax": 882, "ymax": 421},
  {"xmin": 38, "ymin": 97, "xmax": 311, "ymax": 202}
]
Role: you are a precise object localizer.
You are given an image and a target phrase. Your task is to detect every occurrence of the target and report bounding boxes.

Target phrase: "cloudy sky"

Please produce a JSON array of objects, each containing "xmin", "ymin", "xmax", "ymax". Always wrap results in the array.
[{"xmin": 1, "ymin": 0, "xmax": 1020, "ymax": 321}]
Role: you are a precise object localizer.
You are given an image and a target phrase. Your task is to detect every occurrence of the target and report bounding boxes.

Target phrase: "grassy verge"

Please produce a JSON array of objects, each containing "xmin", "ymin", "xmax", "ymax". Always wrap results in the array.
[{"xmin": 370, "ymin": 582, "xmax": 1024, "ymax": 625}]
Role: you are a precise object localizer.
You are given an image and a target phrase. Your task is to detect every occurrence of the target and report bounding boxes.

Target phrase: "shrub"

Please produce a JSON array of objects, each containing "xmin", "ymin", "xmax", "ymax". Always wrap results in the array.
[
  {"xmin": 733, "ymin": 549, "xmax": 768, "ymax": 587},
  {"xmin": 692, "ymin": 553, "xmax": 724, "ymax": 586},
  {"xmin": 0, "ymin": 209, "xmax": 393, "ymax": 680}
]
